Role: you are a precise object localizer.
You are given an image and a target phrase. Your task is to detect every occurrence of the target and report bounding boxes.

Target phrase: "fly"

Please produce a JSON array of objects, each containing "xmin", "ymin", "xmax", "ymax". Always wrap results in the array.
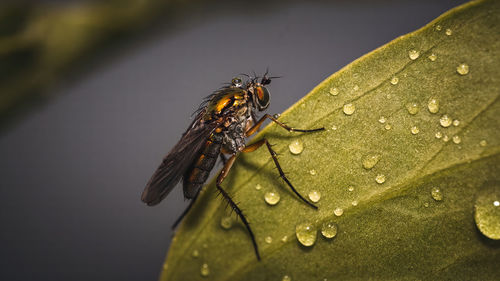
[{"xmin": 141, "ymin": 72, "xmax": 324, "ymax": 260}]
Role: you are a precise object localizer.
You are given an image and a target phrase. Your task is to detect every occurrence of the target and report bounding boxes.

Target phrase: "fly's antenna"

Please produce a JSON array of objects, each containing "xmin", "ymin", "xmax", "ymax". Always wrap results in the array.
[{"xmin": 261, "ymin": 68, "xmax": 281, "ymax": 85}]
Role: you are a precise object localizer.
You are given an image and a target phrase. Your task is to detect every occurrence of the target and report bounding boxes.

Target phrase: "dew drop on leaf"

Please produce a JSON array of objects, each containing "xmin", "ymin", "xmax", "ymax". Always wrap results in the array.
[
  {"xmin": 435, "ymin": 132, "xmax": 443, "ymax": 139},
  {"xmin": 375, "ymin": 174, "xmax": 386, "ymax": 184},
  {"xmin": 343, "ymin": 103, "xmax": 356, "ymax": 115},
  {"xmin": 308, "ymin": 190, "xmax": 321, "ymax": 203},
  {"xmin": 334, "ymin": 208, "xmax": 344, "ymax": 217},
  {"xmin": 435, "ymin": 25, "xmax": 442, "ymax": 31},
  {"xmin": 295, "ymin": 221, "xmax": 317, "ymax": 246},
  {"xmin": 457, "ymin": 63, "xmax": 469, "ymax": 75},
  {"xmin": 309, "ymin": 169, "xmax": 317, "ymax": 176},
  {"xmin": 200, "ymin": 263, "xmax": 210, "ymax": 277},
  {"xmin": 362, "ymin": 154, "xmax": 380, "ymax": 169},
  {"xmin": 406, "ymin": 102, "xmax": 420, "ymax": 115},
  {"xmin": 431, "ymin": 187, "xmax": 443, "ymax": 201},
  {"xmin": 452, "ymin": 119, "xmax": 460, "ymax": 126},
  {"xmin": 411, "ymin": 126, "xmax": 420, "ymax": 135},
  {"xmin": 282, "ymin": 275, "xmax": 292, "ymax": 281},
  {"xmin": 220, "ymin": 216, "xmax": 233, "ymax": 230},
  {"xmin": 321, "ymin": 221, "xmax": 338, "ymax": 239},
  {"xmin": 408, "ymin": 50, "xmax": 420, "ymax": 60},
  {"xmin": 390, "ymin": 77, "xmax": 399, "ymax": 85},
  {"xmin": 192, "ymin": 250, "xmax": 199, "ymax": 258},
  {"xmin": 384, "ymin": 124, "xmax": 392, "ymax": 130},
  {"xmin": 445, "ymin": 28, "xmax": 453, "ymax": 35},
  {"xmin": 427, "ymin": 98, "xmax": 439, "ymax": 113},
  {"xmin": 255, "ymin": 184, "xmax": 262, "ymax": 190},
  {"xmin": 264, "ymin": 191, "xmax": 280, "ymax": 206},
  {"xmin": 443, "ymin": 135, "xmax": 450, "ymax": 142},
  {"xmin": 452, "ymin": 135, "xmax": 461, "ymax": 144},
  {"xmin": 440, "ymin": 114, "xmax": 452, "ymax": 127},
  {"xmin": 289, "ymin": 140, "xmax": 303, "ymax": 155},
  {"xmin": 378, "ymin": 116, "xmax": 387, "ymax": 124},
  {"xmin": 428, "ymin": 53, "xmax": 437, "ymax": 61},
  {"xmin": 474, "ymin": 184, "xmax": 500, "ymax": 240},
  {"xmin": 480, "ymin": 140, "xmax": 488, "ymax": 147},
  {"xmin": 265, "ymin": 236, "xmax": 273, "ymax": 244},
  {"xmin": 329, "ymin": 87, "xmax": 339, "ymax": 96}
]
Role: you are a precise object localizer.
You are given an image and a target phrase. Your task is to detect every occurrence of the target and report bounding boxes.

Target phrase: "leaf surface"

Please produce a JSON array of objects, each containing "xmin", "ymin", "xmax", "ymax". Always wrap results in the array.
[{"xmin": 162, "ymin": 1, "xmax": 500, "ymax": 280}]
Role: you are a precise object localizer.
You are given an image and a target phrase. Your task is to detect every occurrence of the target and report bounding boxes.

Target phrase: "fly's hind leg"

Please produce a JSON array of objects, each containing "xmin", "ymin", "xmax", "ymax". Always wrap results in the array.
[
  {"xmin": 243, "ymin": 139, "xmax": 317, "ymax": 209},
  {"xmin": 216, "ymin": 154, "xmax": 261, "ymax": 260}
]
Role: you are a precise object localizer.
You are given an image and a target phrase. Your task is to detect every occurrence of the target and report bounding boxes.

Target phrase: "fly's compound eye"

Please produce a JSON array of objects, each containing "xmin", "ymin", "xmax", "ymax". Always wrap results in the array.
[
  {"xmin": 254, "ymin": 86, "xmax": 270, "ymax": 110},
  {"xmin": 231, "ymin": 77, "xmax": 243, "ymax": 88}
]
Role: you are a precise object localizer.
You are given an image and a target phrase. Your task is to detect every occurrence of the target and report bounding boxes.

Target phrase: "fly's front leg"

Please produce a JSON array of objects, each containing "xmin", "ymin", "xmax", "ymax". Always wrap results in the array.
[
  {"xmin": 245, "ymin": 114, "xmax": 324, "ymax": 137},
  {"xmin": 216, "ymin": 154, "xmax": 261, "ymax": 260},
  {"xmin": 243, "ymin": 139, "xmax": 317, "ymax": 209}
]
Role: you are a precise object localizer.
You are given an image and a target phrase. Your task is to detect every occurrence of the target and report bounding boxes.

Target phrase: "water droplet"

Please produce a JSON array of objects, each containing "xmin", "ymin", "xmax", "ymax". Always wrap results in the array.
[
  {"xmin": 375, "ymin": 174, "xmax": 386, "ymax": 184},
  {"xmin": 309, "ymin": 169, "xmax": 317, "ymax": 176},
  {"xmin": 265, "ymin": 236, "xmax": 273, "ymax": 244},
  {"xmin": 445, "ymin": 28, "xmax": 452, "ymax": 36},
  {"xmin": 264, "ymin": 191, "xmax": 280, "ymax": 206},
  {"xmin": 431, "ymin": 187, "xmax": 443, "ymax": 201},
  {"xmin": 295, "ymin": 221, "xmax": 317, "ymax": 246},
  {"xmin": 411, "ymin": 126, "xmax": 420, "ymax": 135},
  {"xmin": 273, "ymin": 113, "xmax": 281, "ymax": 119},
  {"xmin": 362, "ymin": 154, "xmax": 380, "ymax": 170},
  {"xmin": 435, "ymin": 25, "xmax": 442, "ymax": 31},
  {"xmin": 456, "ymin": 63, "xmax": 469, "ymax": 75},
  {"xmin": 408, "ymin": 50, "xmax": 420, "ymax": 60},
  {"xmin": 321, "ymin": 221, "xmax": 338, "ymax": 239},
  {"xmin": 353, "ymin": 85, "xmax": 359, "ymax": 91},
  {"xmin": 334, "ymin": 208, "xmax": 344, "ymax": 217},
  {"xmin": 343, "ymin": 103, "xmax": 356, "ymax": 115},
  {"xmin": 440, "ymin": 114, "xmax": 452, "ymax": 127},
  {"xmin": 348, "ymin": 186, "xmax": 354, "ymax": 192},
  {"xmin": 282, "ymin": 275, "xmax": 292, "ymax": 281},
  {"xmin": 378, "ymin": 116, "xmax": 387, "ymax": 124},
  {"xmin": 427, "ymin": 98, "xmax": 439, "ymax": 113},
  {"xmin": 480, "ymin": 140, "xmax": 487, "ymax": 147},
  {"xmin": 428, "ymin": 53, "xmax": 437, "ymax": 61},
  {"xmin": 424, "ymin": 202, "xmax": 429, "ymax": 208},
  {"xmin": 384, "ymin": 124, "xmax": 392, "ymax": 130},
  {"xmin": 289, "ymin": 140, "xmax": 303, "ymax": 155},
  {"xmin": 406, "ymin": 102, "xmax": 420, "ymax": 115},
  {"xmin": 329, "ymin": 87, "xmax": 339, "ymax": 96},
  {"xmin": 474, "ymin": 184, "xmax": 500, "ymax": 240},
  {"xmin": 443, "ymin": 135, "xmax": 450, "ymax": 142},
  {"xmin": 435, "ymin": 132, "xmax": 443, "ymax": 139},
  {"xmin": 200, "ymin": 263, "xmax": 210, "ymax": 277},
  {"xmin": 352, "ymin": 200, "xmax": 358, "ymax": 206},
  {"xmin": 281, "ymin": 235, "xmax": 288, "ymax": 242},
  {"xmin": 220, "ymin": 216, "xmax": 233, "ymax": 229},
  {"xmin": 452, "ymin": 135, "xmax": 461, "ymax": 144},
  {"xmin": 192, "ymin": 250, "xmax": 199, "ymax": 258},
  {"xmin": 390, "ymin": 77, "xmax": 399, "ymax": 85},
  {"xmin": 331, "ymin": 125, "xmax": 338, "ymax": 130},
  {"xmin": 308, "ymin": 190, "xmax": 321, "ymax": 203},
  {"xmin": 255, "ymin": 184, "xmax": 262, "ymax": 190},
  {"xmin": 452, "ymin": 119, "xmax": 460, "ymax": 126}
]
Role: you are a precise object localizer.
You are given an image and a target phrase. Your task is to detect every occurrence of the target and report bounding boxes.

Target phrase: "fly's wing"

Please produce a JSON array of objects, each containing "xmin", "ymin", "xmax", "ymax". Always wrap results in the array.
[{"xmin": 141, "ymin": 112, "xmax": 219, "ymax": 206}]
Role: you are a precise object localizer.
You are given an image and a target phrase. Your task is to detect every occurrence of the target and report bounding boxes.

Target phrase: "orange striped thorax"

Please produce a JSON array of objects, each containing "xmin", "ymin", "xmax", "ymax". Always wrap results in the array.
[{"xmin": 204, "ymin": 88, "xmax": 248, "ymax": 120}]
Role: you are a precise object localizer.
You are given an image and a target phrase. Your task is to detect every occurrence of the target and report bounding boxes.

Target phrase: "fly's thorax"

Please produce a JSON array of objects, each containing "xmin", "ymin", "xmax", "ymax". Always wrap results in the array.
[{"xmin": 221, "ymin": 113, "xmax": 251, "ymax": 153}]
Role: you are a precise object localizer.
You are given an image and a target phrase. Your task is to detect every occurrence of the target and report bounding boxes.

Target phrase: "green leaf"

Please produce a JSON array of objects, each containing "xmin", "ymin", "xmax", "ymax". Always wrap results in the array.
[{"xmin": 162, "ymin": 0, "xmax": 500, "ymax": 280}]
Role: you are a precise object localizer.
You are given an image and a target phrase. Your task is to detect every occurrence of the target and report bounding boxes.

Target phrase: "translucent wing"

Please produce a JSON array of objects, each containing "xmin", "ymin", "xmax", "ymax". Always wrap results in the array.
[{"xmin": 141, "ymin": 111, "xmax": 219, "ymax": 206}]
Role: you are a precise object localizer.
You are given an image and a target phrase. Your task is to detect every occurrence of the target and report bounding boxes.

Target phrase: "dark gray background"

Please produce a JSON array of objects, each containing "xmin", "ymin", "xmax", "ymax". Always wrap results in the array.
[{"xmin": 0, "ymin": 1, "xmax": 466, "ymax": 280}]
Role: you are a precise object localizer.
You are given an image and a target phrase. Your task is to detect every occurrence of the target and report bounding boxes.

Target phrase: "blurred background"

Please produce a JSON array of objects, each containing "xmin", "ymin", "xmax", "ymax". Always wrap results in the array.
[{"xmin": 0, "ymin": 0, "xmax": 467, "ymax": 280}]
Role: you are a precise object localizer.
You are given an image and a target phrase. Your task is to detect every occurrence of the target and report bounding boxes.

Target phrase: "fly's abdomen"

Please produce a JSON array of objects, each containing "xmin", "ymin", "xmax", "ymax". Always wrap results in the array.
[{"xmin": 183, "ymin": 139, "xmax": 221, "ymax": 198}]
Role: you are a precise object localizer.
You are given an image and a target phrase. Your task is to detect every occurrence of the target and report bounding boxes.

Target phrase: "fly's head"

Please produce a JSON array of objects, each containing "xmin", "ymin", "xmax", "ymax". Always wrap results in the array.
[{"xmin": 248, "ymin": 74, "xmax": 272, "ymax": 111}]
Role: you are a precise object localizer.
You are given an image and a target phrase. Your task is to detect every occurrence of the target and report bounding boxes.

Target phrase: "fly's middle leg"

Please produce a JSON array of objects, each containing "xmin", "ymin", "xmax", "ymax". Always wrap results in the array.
[
  {"xmin": 216, "ymin": 154, "xmax": 261, "ymax": 260},
  {"xmin": 243, "ymin": 139, "xmax": 317, "ymax": 209}
]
